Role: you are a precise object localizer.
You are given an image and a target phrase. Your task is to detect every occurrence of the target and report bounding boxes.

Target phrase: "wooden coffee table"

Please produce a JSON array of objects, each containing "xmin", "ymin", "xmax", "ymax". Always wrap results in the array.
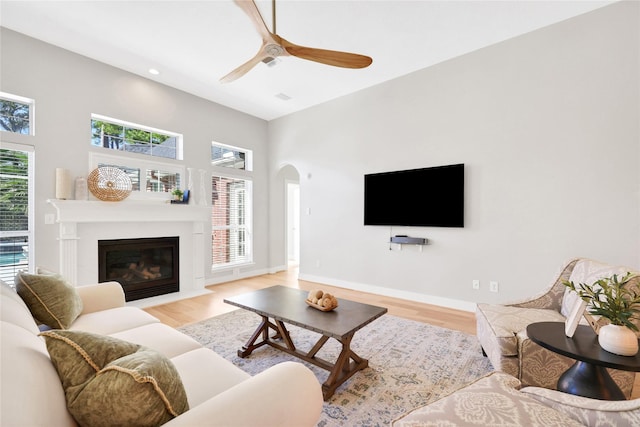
[
  {"xmin": 527, "ymin": 321, "xmax": 640, "ymax": 400},
  {"xmin": 224, "ymin": 285, "xmax": 387, "ymax": 400}
]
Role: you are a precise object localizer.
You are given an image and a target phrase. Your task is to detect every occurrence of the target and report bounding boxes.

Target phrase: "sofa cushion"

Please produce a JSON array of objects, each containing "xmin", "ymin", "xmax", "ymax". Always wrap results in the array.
[
  {"xmin": 69, "ymin": 306, "xmax": 160, "ymax": 334},
  {"xmin": 41, "ymin": 329, "xmax": 189, "ymax": 427},
  {"xmin": 15, "ymin": 271, "xmax": 83, "ymax": 329},
  {"xmin": 111, "ymin": 322, "xmax": 203, "ymax": 358},
  {"xmin": 476, "ymin": 303, "xmax": 564, "ymax": 356},
  {"xmin": 1, "ymin": 280, "xmax": 40, "ymax": 334},
  {"xmin": 171, "ymin": 348, "xmax": 251, "ymax": 407},
  {"xmin": 0, "ymin": 322, "xmax": 76, "ymax": 427},
  {"xmin": 1, "ymin": 278, "xmax": 27, "ymax": 308}
]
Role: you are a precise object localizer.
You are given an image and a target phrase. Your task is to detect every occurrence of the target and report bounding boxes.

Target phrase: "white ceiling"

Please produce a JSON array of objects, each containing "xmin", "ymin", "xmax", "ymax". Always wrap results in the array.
[{"xmin": 0, "ymin": 0, "xmax": 613, "ymax": 121}]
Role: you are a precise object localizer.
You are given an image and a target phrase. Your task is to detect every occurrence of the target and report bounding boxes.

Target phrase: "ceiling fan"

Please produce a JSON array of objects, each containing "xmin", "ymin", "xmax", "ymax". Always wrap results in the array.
[{"xmin": 220, "ymin": 0, "xmax": 373, "ymax": 83}]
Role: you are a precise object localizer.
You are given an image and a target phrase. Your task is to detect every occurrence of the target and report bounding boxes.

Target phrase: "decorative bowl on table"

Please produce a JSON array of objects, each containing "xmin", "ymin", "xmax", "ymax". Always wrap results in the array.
[{"xmin": 305, "ymin": 289, "xmax": 338, "ymax": 311}]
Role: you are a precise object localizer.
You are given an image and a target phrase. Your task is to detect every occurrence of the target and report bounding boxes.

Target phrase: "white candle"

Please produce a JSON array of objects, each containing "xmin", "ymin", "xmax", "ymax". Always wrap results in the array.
[{"xmin": 55, "ymin": 168, "xmax": 72, "ymax": 200}]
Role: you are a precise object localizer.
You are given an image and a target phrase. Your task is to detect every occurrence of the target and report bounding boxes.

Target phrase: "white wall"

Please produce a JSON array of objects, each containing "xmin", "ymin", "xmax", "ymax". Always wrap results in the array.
[
  {"xmin": 268, "ymin": 2, "xmax": 640, "ymax": 310},
  {"xmin": 1, "ymin": 2, "xmax": 638, "ymax": 310},
  {"xmin": 0, "ymin": 28, "xmax": 271, "ymax": 285}
]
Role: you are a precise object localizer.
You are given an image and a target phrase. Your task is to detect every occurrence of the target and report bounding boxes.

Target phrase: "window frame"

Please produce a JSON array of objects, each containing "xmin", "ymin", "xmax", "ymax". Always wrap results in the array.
[{"xmin": 0, "ymin": 92, "xmax": 35, "ymax": 136}]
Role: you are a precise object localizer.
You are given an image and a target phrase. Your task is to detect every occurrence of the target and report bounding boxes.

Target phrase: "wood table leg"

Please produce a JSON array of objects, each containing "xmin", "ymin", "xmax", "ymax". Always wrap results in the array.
[
  {"xmin": 321, "ymin": 334, "xmax": 369, "ymax": 400},
  {"xmin": 236, "ymin": 316, "xmax": 370, "ymax": 400},
  {"xmin": 238, "ymin": 315, "xmax": 272, "ymax": 357},
  {"xmin": 275, "ymin": 319, "xmax": 296, "ymax": 351}
]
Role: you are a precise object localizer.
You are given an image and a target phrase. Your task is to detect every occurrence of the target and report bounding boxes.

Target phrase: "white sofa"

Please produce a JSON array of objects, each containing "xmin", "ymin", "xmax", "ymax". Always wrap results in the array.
[{"xmin": 1, "ymin": 279, "xmax": 324, "ymax": 426}]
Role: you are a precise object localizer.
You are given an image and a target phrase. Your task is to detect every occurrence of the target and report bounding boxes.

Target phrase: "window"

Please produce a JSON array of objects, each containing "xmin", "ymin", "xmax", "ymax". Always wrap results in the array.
[
  {"xmin": 97, "ymin": 163, "xmax": 141, "ymax": 191},
  {"xmin": 0, "ymin": 143, "xmax": 34, "ymax": 286},
  {"xmin": 211, "ymin": 142, "xmax": 253, "ymax": 269},
  {"xmin": 91, "ymin": 114, "xmax": 182, "ymax": 160},
  {"xmin": 0, "ymin": 92, "xmax": 34, "ymax": 135},
  {"xmin": 145, "ymin": 169, "xmax": 180, "ymax": 193},
  {"xmin": 90, "ymin": 153, "xmax": 183, "ymax": 198},
  {"xmin": 211, "ymin": 142, "xmax": 252, "ymax": 171},
  {"xmin": 211, "ymin": 175, "xmax": 252, "ymax": 268}
]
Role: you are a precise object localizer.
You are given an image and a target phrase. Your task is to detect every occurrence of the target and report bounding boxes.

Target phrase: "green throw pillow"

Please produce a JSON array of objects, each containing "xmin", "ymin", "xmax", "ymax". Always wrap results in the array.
[
  {"xmin": 41, "ymin": 330, "xmax": 189, "ymax": 427},
  {"xmin": 15, "ymin": 271, "xmax": 83, "ymax": 329}
]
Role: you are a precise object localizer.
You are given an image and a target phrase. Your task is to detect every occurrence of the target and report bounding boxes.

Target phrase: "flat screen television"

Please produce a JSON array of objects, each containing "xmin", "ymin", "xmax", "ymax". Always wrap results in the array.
[{"xmin": 364, "ymin": 163, "xmax": 464, "ymax": 227}]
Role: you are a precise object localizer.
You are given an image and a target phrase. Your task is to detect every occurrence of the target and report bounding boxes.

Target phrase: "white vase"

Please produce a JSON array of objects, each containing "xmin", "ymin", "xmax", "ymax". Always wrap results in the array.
[
  {"xmin": 187, "ymin": 168, "xmax": 194, "ymax": 192},
  {"xmin": 598, "ymin": 324, "xmax": 639, "ymax": 356},
  {"xmin": 198, "ymin": 169, "xmax": 208, "ymax": 206}
]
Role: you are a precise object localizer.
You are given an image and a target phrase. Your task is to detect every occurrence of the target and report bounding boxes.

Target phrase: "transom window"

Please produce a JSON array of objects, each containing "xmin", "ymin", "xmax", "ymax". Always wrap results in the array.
[
  {"xmin": 91, "ymin": 114, "xmax": 182, "ymax": 160},
  {"xmin": 0, "ymin": 92, "xmax": 34, "ymax": 136},
  {"xmin": 90, "ymin": 153, "xmax": 183, "ymax": 198},
  {"xmin": 211, "ymin": 142, "xmax": 252, "ymax": 171}
]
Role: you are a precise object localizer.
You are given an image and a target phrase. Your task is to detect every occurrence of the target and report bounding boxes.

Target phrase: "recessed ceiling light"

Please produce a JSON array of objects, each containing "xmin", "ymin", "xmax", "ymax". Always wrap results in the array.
[{"xmin": 148, "ymin": 68, "xmax": 160, "ymax": 75}]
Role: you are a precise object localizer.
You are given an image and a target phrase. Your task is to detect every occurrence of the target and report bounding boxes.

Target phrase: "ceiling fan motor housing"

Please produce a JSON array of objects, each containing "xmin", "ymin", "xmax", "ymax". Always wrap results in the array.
[{"xmin": 266, "ymin": 44, "xmax": 285, "ymax": 57}]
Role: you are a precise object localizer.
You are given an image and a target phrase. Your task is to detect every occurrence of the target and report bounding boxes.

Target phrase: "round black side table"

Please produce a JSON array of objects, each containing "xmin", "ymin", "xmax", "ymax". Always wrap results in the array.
[{"xmin": 527, "ymin": 321, "xmax": 640, "ymax": 400}]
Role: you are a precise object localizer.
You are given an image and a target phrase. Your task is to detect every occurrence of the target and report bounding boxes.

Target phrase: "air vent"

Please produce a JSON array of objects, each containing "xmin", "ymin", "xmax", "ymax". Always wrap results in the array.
[{"xmin": 275, "ymin": 93, "xmax": 292, "ymax": 101}]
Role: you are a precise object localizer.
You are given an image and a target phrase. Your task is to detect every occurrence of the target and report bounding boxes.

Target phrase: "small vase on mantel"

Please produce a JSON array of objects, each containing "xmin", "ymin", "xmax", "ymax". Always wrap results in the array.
[{"xmin": 598, "ymin": 324, "xmax": 639, "ymax": 356}]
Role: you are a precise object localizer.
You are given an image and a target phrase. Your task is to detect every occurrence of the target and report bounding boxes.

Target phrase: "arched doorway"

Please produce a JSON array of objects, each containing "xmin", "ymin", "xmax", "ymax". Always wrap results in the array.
[
  {"xmin": 277, "ymin": 164, "xmax": 300, "ymax": 270},
  {"xmin": 286, "ymin": 181, "xmax": 300, "ymax": 265}
]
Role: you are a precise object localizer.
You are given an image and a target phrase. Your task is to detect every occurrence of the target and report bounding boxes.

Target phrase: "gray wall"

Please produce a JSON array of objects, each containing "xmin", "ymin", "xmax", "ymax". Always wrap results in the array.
[
  {"xmin": 268, "ymin": 2, "xmax": 640, "ymax": 310},
  {"xmin": 0, "ymin": 28, "xmax": 271, "ymax": 284}
]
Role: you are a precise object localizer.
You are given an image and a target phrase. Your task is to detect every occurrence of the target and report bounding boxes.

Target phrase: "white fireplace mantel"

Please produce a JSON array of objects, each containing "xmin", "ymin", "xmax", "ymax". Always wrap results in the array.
[
  {"xmin": 47, "ymin": 199, "xmax": 210, "ymax": 294},
  {"xmin": 47, "ymin": 199, "xmax": 210, "ymax": 224}
]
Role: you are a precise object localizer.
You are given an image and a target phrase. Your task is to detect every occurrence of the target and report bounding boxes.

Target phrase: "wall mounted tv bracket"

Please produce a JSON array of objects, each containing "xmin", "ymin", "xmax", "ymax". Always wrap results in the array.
[
  {"xmin": 390, "ymin": 235, "xmax": 427, "ymax": 245},
  {"xmin": 389, "ymin": 235, "xmax": 428, "ymax": 251}
]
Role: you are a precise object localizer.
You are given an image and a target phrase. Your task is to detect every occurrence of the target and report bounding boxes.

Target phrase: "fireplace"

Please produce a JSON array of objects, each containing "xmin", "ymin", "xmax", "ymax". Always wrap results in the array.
[{"xmin": 98, "ymin": 237, "xmax": 179, "ymax": 301}]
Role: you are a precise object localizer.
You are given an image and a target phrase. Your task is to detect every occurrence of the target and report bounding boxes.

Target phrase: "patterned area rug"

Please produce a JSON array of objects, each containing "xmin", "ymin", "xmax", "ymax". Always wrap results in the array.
[{"xmin": 178, "ymin": 309, "xmax": 493, "ymax": 426}]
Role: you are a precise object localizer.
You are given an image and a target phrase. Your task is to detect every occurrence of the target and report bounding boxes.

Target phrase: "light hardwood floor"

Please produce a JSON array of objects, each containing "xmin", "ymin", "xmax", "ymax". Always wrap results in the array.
[
  {"xmin": 143, "ymin": 266, "xmax": 639, "ymax": 398},
  {"xmin": 143, "ymin": 266, "xmax": 476, "ymax": 334}
]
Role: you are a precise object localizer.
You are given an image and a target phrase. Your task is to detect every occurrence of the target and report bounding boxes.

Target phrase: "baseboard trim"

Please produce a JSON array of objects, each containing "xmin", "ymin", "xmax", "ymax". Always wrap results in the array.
[
  {"xmin": 206, "ymin": 266, "xmax": 272, "ymax": 285},
  {"xmin": 205, "ymin": 268, "xmax": 476, "ymax": 313},
  {"xmin": 126, "ymin": 289, "xmax": 213, "ymax": 309},
  {"xmin": 298, "ymin": 273, "xmax": 476, "ymax": 313}
]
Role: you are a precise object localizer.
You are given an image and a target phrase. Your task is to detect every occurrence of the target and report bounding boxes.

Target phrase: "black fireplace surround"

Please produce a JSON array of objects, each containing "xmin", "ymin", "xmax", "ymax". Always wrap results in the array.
[{"xmin": 98, "ymin": 237, "xmax": 179, "ymax": 301}]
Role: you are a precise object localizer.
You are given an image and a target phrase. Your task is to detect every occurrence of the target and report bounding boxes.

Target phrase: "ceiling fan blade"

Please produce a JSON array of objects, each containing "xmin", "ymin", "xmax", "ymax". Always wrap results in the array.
[
  {"xmin": 279, "ymin": 37, "xmax": 372, "ymax": 69},
  {"xmin": 233, "ymin": 0, "xmax": 272, "ymax": 41},
  {"xmin": 223, "ymin": 0, "xmax": 372, "ymax": 81},
  {"xmin": 220, "ymin": 50, "xmax": 266, "ymax": 83}
]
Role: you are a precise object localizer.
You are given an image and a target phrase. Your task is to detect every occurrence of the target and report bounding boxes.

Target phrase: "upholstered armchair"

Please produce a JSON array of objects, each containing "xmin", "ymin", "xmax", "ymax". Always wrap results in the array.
[
  {"xmin": 475, "ymin": 257, "xmax": 640, "ymax": 397},
  {"xmin": 392, "ymin": 371, "xmax": 640, "ymax": 426}
]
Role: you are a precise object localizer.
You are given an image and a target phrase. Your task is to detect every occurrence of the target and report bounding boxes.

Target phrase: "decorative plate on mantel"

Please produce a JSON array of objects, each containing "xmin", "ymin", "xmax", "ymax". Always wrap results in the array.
[{"xmin": 87, "ymin": 167, "xmax": 132, "ymax": 202}]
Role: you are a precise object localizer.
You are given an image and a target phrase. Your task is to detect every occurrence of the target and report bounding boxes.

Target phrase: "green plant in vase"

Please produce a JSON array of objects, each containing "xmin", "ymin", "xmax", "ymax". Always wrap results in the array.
[
  {"xmin": 172, "ymin": 189, "xmax": 184, "ymax": 201},
  {"xmin": 564, "ymin": 272, "xmax": 640, "ymax": 356}
]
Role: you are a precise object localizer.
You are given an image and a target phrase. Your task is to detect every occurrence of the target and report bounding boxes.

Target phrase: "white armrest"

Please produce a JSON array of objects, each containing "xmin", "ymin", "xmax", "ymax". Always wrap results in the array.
[
  {"xmin": 76, "ymin": 282, "xmax": 126, "ymax": 314},
  {"xmin": 163, "ymin": 361, "xmax": 323, "ymax": 427}
]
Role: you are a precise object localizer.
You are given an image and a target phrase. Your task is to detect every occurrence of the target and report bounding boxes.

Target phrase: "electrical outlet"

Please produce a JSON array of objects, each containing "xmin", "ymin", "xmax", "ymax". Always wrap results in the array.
[
  {"xmin": 490, "ymin": 281, "xmax": 499, "ymax": 292},
  {"xmin": 472, "ymin": 280, "xmax": 480, "ymax": 290}
]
